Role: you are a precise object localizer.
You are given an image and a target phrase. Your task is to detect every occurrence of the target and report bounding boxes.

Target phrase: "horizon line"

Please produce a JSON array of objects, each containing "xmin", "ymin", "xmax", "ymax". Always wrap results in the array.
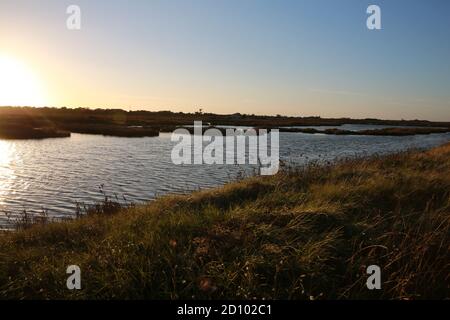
[{"xmin": 1, "ymin": 105, "xmax": 449, "ymax": 123}]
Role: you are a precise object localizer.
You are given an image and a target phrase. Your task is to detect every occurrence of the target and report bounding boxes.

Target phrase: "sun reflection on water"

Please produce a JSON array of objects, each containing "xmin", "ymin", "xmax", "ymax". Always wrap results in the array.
[{"xmin": 0, "ymin": 140, "xmax": 16, "ymax": 208}]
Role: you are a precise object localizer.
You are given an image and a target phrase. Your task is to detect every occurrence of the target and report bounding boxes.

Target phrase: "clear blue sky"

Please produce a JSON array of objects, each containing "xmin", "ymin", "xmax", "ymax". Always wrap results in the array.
[{"xmin": 0, "ymin": 0, "xmax": 449, "ymax": 120}]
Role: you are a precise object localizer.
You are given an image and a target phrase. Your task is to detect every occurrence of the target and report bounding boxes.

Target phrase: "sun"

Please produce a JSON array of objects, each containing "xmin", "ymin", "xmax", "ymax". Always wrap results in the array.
[{"xmin": 0, "ymin": 54, "xmax": 47, "ymax": 107}]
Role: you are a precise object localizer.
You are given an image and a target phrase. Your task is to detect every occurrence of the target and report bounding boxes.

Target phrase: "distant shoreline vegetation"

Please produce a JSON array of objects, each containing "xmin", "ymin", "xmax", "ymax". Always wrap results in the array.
[
  {"xmin": 0, "ymin": 106, "xmax": 449, "ymax": 139},
  {"xmin": 0, "ymin": 124, "xmax": 70, "ymax": 140},
  {"xmin": 274, "ymin": 126, "xmax": 450, "ymax": 136}
]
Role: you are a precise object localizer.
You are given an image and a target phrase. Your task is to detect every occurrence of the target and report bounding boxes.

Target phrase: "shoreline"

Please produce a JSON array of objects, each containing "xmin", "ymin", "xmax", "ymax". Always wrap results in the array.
[
  {"xmin": 1, "ymin": 124, "xmax": 450, "ymax": 140},
  {"xmin": 0, "ymin": 142, "xmax": 449, "ymax": 299}
]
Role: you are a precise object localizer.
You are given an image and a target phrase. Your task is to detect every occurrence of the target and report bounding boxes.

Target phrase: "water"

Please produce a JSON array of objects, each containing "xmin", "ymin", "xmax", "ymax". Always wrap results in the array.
[{"xmin": 1, "ymin": 126, "xmax": 449, "ymax": 229}]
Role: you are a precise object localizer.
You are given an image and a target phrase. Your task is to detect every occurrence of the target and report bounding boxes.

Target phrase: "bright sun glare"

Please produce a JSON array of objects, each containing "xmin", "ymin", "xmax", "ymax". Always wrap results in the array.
[{"xmin": 0, "ymin": 54, "xmax": 46, "ymax": 107}]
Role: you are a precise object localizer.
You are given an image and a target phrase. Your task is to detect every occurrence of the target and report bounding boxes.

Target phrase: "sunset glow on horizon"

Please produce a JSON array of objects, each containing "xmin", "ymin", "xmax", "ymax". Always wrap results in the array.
[{"xmin": 0, "ymin": 54, "xmax": 47, "ymax": 107}]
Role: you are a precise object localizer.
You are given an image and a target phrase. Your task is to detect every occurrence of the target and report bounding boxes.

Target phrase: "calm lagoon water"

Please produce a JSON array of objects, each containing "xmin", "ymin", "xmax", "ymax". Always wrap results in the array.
[{"xmin": 1, "ymin": 125, "xmax": 449, "ymax": 229}]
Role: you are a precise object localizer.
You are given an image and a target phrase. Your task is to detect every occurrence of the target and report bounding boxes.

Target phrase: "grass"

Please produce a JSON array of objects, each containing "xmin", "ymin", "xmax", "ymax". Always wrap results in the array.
[
  {"xmin": 0, "ymin": 143, "xmax": 449, "ymax": 300},
  {"xmin": 0, "ymin": 124, "xmax": 70, "ymax": 139},
  {"xmin": 59, "ymin": 123, "xmax": 159, "ymax": 138}
]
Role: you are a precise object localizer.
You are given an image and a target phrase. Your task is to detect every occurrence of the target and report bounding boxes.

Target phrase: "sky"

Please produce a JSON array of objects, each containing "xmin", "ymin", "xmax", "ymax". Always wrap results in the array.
[{"xmin": 0, "ymin": 0, "xmax": 449, "ymax": 120}]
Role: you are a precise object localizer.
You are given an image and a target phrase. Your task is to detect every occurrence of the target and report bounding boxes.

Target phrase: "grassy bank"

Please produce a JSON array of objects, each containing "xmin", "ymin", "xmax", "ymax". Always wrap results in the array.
[
  {"xmin": 0, "ymin": 124, "xmax": 70, "ymax": 140},
  {"xmin": 0, "ymin": 144, "xmax": 449, "ymax": 300},
  {"xmin": 60, "ymin": 123, "xmax": 159, "ymax": 138},
  {"xmin": 0, "ymin": 122, "xmax": 157, "ymax": 139}
]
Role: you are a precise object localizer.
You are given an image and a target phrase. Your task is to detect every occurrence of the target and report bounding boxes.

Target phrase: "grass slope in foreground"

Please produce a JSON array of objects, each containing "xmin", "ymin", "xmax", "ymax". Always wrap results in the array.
[{"xmin": 0, "ymin": 144, "xmax": 449, "ymax": 300}]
